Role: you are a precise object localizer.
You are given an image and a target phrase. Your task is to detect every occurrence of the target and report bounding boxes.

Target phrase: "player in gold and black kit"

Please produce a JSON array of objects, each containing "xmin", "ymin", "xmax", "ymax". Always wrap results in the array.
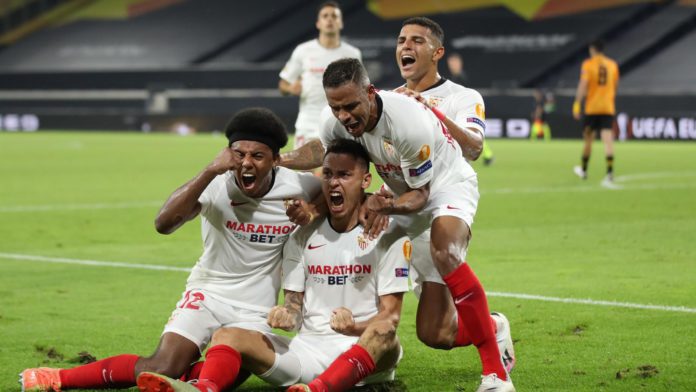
[{"xmin": 572, "ymin": 40, "xmax": 619, "ymax": 186}]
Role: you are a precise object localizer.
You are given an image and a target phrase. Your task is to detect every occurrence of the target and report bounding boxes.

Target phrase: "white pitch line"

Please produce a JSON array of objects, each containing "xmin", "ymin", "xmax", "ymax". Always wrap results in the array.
[
  {"xmin": 0, "ymin": 252, "xmax": 190, "ymax": 272},
  {"xmin": 0, "ymin": 201, "xmax": 162, "ymax": 213},
  {"xmin": 614, "ymin": 171, "xmax": 696, "ymax": 182},
  {"xmin": 483, "ymin": 182, "xmax": 696, "ymax": 195},
  {"xmin": 2, "ymin": 252, "xmax": 694, "ymax": 314},
  {"xmin": 488, "ymin": 291, "xmax": 696, "ymax": 314}
]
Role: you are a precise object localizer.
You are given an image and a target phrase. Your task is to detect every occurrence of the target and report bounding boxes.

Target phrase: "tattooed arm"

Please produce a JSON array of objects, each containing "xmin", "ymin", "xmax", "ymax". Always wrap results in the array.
[
  {"xmin": 279, "ymin": 139, "xmax": 325, "ymax": 170},
  {"xmin": 267, "ymin": 290, "xmax": 304, "ymax": 332}
]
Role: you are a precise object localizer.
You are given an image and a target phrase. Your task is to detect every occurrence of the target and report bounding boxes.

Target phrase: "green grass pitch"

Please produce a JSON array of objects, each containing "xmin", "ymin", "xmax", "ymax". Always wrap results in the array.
[{"xmin": 1, "ymin": 131, "xmax": 695, "ymax": 391}]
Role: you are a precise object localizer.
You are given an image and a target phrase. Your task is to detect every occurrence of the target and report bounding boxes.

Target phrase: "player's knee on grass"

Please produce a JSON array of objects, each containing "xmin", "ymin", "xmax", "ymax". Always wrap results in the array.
[
  {"xmin": 415, "ymin": 283, "xmax": 458, "ymax": 349},
  {"xmin": 416, "ymin": 320, "xmax": 456, "ymax": 349}
]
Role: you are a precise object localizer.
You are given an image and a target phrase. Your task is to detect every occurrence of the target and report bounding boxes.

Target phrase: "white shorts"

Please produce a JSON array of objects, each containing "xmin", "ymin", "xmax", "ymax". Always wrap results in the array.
[
  {"xmin": 259, "ymin": 334, "xmax": 400, "ymax": 386},
  {"xmin": 162, "ymin": 289, "xmax": 271, "ymax": 351},
  {"xmin": 393, "ymin": 177, "xmax": 480, "ymax": 290}
]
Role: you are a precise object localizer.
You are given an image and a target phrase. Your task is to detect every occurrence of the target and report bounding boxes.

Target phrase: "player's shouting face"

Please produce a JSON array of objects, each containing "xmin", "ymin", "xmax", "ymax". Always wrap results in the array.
[
  {"xmin": 325, "ymin": 82, "xmax": 378, "ymax": 138},
  {"xmin": 230, "ymin": 140, "xmax": 277, "ymax": 198},
  {"xmin": 321, "ymin": 151, "xmax": 371, "ymax": 223},
  {"xmin": 396, "ymin": 23, "xmax": 443, "ymax": 81}
]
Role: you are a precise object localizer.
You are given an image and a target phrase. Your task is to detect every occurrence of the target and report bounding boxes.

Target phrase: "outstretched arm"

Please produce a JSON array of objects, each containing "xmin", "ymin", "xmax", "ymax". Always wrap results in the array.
[
  {"xmin": 155, "ymin": 147, "xmax": 240, "ymax": 234},
  {"xmin": 278, "ymin": 139, "xmax": 325, "ymax": 170}
]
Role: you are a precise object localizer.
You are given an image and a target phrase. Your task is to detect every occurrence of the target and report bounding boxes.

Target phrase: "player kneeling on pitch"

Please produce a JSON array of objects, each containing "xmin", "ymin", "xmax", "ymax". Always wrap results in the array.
[{"xmin": 137, "ymin": 139, "xmax": 411, "ymax": 392}]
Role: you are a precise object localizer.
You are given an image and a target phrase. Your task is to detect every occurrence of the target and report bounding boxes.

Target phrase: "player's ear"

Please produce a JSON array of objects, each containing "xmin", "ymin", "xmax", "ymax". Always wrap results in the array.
[
  {"xmin": 367, "ymin": 84, "xmax": 376, "ymax": 95},
  {"xmin": 433, "ymin": 46, "xmax": 445, "ymax": 62},
  {"xmin": 362, "ymin": 172, "xmax": 371, "ymax": 190}
]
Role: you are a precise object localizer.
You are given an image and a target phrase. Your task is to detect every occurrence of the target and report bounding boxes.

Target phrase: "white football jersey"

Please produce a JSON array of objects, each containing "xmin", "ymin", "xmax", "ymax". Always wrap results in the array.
[
  {"xmin": 319, "ymin": 90, "xmax": 476, "ymax": 196},
  {"xmin": 282, "ymin": 219, "xmax": 411, "ymax": 336},
  {"xmin": 418, "ymin": 79, "xmax": 487, "ymax": 139},
  {"xmin": 280, "ymin": 39, "xmax": 362, "ymax": 137},
  {"xmin": 187, "ymin": 167, "xmax": 321, "ymax": 313}
]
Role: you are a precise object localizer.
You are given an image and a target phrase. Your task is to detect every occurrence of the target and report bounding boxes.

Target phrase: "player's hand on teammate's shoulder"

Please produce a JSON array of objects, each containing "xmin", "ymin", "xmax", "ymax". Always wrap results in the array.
[
  {"xmin": 207, "ymin": 147, "xmax": 241, "ymax": 175},
  {"xmin": 359, "ymin": 198, "xmax": 389, "ymax": 240},
  {"xmin": 268, "ymin": 305, "xmax": 299, "ymax": 331},
  {"xmin": 365, "ymin": 192, "xmax": 395, "ymax": 215},
  {"xmin": 286, "ymin": 199, "xmax": 317, "ymax": 226},
  {"xmin": 330, "ymin": 307, "xmax": 356, "ymax": 335}
]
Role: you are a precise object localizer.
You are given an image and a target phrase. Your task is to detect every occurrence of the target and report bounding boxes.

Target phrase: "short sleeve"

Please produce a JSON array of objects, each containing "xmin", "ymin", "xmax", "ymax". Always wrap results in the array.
[
  {"xmin": 297, "ymin": 172, "xmax": 322, "ymax": 201},
  {"xmin": 281, "ymin": 225, "xmax": 309, "ymax": 292},
  {"xmin": 279, "ymin": 46, "xmax": 303, "ymax": 83},
  {"xmin": 197, "ymin": 174, "xmax": 225, "ymax": 217},
  {"xmin": 376, "ymin": 233, "xmax": 411, "ymax": 296},
  {"xmin": 394, "ymin": 103, "xmax": 436, "ymax": 189},
  {"xmin": 450, "ymin": 90, "xmax": 486, "ymax": 136},
  {"xmin": 318, "ymin": 106, "xmax": 339, "ymax": 151}
]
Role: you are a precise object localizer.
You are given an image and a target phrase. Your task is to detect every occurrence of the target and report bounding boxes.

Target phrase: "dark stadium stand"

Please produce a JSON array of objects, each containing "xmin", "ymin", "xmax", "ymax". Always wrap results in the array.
[
  {"xmin": 621, "ymin": 12, "xmax": 696, "ymax": 91},
  {"xmin": 397, "ymin": 4, "xmax": 651, "ymax": 89},
  {"xmin": 540, "ymin": 2, "xmax": 696, "ymax": 89},
  {"xmin": 204, "ymin": 0, "xmax": 365, "ymax": 64},
  {"xmin": 0, "ymin": 0, "xmax": 693, "ymax": 138},
  {"xmin": 0, "ymin": 0, "xmax": 307, "ymax": 70}
]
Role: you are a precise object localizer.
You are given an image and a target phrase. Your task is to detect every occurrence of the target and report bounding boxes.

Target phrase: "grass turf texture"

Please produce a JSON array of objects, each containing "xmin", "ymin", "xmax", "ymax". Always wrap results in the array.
[{"xmin": 1, "ymin": 132, "xmax": 695, "ymax": 391}]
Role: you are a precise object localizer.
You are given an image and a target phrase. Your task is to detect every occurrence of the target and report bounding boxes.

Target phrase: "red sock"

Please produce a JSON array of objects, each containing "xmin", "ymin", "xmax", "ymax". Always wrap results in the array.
[
  {"xmin": 454, "ymin": 313, "xmax": 497, "ymax": 347},
  {"xmin": 308, "ymin": 345, "xmax": 376, "ymax": 392},
  {"xmin": 59, "ymin": 354, "xmax": 139, "ymax": 388},
  {"xmin": 443, "ymin": 263, "xmax": 507, "ymax": 381},
  {"xmin": 193, "ymin": 345, "xmax": 242, "ymax": 392}
]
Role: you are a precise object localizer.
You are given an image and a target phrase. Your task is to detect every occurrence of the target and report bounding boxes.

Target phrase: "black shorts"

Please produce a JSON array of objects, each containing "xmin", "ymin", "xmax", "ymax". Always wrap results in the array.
[{"xmin": 583, "ymin": 115, "xmax": 614, "ymax": 132}]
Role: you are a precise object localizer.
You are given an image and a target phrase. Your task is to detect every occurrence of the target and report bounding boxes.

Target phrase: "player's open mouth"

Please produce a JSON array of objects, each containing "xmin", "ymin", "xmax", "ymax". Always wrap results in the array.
[
  {"xmin": 241, "ymin": 173, "xmax": 256, "ymax": 189},
  {"xmin": 401, "ymin": 55, "xmax": 416, "ymax": 69},
  {"xmin": 345, "ymin": 121, "xmax": 360, "ymax": 133},
  {"xmin": 329, "ymin": 191, "xmax": 344, "ymax": 211}
]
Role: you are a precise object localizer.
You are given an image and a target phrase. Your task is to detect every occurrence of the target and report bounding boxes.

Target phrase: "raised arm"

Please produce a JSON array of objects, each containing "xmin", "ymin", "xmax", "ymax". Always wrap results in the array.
[
  {"xmin": 155, "ymin": 147, "xmax": 239, "ymax": 234},
  {"xmin": 278, "ymin": 138, "xmax": 325, "ymax": 170}
]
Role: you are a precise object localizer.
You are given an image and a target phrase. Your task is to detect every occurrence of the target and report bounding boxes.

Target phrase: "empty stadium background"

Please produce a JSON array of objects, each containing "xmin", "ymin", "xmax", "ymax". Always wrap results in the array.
[{"xmin": 0, "ymin": 0, "xmax": 694, "ymax": 141}]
